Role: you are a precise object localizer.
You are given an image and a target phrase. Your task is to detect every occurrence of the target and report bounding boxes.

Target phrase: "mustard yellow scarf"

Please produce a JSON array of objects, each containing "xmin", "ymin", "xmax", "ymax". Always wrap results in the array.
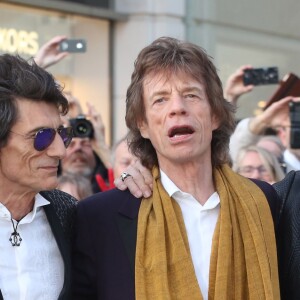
[{"xmin": 135, "ymin": 165, "xmax": 280, "ymax": 300}]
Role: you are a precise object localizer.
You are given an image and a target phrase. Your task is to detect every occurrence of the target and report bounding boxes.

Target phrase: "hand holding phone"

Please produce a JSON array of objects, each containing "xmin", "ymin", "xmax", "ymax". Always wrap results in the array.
[
  {"xmin": 243, "ymin": 67, "xmax": 279, "ymax": 86},
  {"xmin": 59, "ymin": 39, "xmax": 87, "ymax": 53}
]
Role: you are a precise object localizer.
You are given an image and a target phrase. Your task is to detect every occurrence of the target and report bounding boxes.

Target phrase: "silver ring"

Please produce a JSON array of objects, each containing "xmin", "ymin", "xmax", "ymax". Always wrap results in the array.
[{"xmin": 120, "ymin": 172, "xmax": 132, "ymax": 182}]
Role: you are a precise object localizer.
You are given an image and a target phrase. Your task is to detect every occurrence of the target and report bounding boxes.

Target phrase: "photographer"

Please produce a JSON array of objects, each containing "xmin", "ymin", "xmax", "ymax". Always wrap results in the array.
[{"xmin": 60, "ymin": 97, "xmax": 114, "ymax": 193}]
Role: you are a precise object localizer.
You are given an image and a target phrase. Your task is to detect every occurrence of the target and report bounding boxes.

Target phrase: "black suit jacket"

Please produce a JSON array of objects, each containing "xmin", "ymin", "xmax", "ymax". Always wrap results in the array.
[
  {"xmin": 72, "ymin": 181, "xmax": 279, "ymax": 300},
  {"xmin": 0, "ymin": 189, "xmax": 77, "ymax": 300},
  {"xmin": 72, "ymin": 189, "xmax": 140, "ymax": 300},
  {"xmin": 273, "ymin": 171, "xmax": 300, "ymax": 300}
]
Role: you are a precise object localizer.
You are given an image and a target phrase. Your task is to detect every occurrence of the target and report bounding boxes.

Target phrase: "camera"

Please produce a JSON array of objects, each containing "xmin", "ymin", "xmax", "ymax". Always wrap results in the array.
[
  {"xmin": 289, "ymin": 101, "xmax": 300, "ymax": 149},
  {"xmin": 69, "ymin": 115, "xmax": 94, "ymax": 138},
  {"xmin": 59, "ymin": 39, "xmax": 87, "ymax": 53},
  {"xmin": 243, "ymin": 67, "xmax": 279, "ymax": 86}
]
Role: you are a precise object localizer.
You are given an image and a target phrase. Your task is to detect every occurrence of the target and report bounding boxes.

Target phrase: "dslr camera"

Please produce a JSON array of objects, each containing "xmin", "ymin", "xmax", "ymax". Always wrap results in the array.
[{"xmin": 69, "ymin": 115, "xmax": 94, "ymax": 138}]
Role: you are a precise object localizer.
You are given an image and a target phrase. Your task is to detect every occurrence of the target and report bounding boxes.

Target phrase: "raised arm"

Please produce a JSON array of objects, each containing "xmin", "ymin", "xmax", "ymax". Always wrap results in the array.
[
  {"xmin": 248, "ymin": 96, "xmax": 293, "ymax": 135},
  {"xmin": 224, "ymin": 65, "xmax": 254, "ymax": 106},
  {"xmin": 34, "ymin": 35, "xmax": 69, "ymax": 69},
  {"xmin": 86, "ymin": 102, "xmax": 112, "ymax": 170},
  {"xmin": 230, "ymin": 96, "xmax": 295, "ymax": 161}
]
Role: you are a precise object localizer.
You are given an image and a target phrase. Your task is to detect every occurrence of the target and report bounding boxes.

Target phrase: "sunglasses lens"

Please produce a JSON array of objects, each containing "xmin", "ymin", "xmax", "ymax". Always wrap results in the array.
[
  {"xmin": 34, "ymin": 128, "xmax": 56, "ymax": 151},
  {"xmin": 58, "ymin": 127, "xmax": 73, "ymax": 148}
]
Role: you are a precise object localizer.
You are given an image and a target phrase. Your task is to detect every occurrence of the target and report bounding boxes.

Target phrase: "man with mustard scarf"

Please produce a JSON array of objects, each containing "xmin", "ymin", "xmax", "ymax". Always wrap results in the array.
[{"xmin": 72, "ymin": 37, "xmax": 280, "ymax": 300}]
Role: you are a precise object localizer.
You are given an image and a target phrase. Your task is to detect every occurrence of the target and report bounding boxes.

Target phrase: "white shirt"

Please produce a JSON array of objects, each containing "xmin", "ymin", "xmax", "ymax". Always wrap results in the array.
[
  {"xmin": 160, "ymin": 170, "xmax": 220, "ymax": 300},
  {"xmin": 0, "ymin": 193, "xmax": 64, "ymax": 300},
  {"xmin": 284, "ymin": 149, "xmax": 300, "ymax": 172}
]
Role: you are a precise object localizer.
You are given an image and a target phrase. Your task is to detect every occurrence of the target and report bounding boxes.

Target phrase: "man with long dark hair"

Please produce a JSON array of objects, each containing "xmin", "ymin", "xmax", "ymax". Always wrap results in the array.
[{"xmin": 72, "ymin": 37, "xmax": 280, "ymax": 299}]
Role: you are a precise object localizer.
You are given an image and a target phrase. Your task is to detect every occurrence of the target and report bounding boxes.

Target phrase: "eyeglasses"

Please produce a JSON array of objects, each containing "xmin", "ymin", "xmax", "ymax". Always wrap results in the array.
[
  {"xmin": 238, "ymin": 165, "xmax": 268, "ymax": 175},
  {"xmin": 10, "ymin": 126, "xmax": 73, "ymax": 151}
]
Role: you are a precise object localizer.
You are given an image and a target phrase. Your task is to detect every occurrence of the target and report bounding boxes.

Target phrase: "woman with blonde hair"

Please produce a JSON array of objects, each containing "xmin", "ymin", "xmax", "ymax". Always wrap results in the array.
[{"xmin": 233, "ymin": 145, "xmax": 285, "ymax": 184}]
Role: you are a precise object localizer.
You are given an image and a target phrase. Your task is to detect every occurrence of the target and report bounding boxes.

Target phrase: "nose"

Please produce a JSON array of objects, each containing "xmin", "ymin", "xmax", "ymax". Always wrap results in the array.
[
  {"xmin": 169, "ymin": 95, "xmax": 187, "ymax": 116},
  {"xmin": 46, "ymin": 132, "xmax": 66, "ymax": 159}
]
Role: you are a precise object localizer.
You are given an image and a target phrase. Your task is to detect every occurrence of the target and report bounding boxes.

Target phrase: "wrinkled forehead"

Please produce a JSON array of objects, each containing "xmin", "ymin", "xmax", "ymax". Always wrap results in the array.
[
  {"xmin": 15, "ymin": 97, "xmax": 59, "ymax": 116},
  {"xmin": 142, "ymin": 69, "xmax": 206, "ymax": 94},
  {"xmin": 14, "ymin": 98, "xmax": 61, "ymax": 127}
]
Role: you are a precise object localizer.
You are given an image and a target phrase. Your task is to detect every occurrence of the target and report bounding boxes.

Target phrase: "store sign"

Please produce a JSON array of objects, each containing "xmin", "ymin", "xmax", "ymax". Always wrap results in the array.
[{"xmin": 0, "ymin": 28, "xmax": 39, "ymax": 56}]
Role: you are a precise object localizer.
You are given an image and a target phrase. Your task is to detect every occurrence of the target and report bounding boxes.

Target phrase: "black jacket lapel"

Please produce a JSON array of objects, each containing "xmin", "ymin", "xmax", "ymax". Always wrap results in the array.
[
  {"xmin": 43, "ymin": 198, "xmax": 72, "ymax": 300},
  {"xmin": 116, "ymin": 192, "xmax": 141, "ymax": 276}
]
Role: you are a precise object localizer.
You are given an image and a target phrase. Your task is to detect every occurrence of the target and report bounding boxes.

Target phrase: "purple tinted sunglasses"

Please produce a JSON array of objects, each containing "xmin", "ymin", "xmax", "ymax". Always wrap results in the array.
[{"xmin": 11, "ymin": 126, "xmax": 73, "ymax": 151}]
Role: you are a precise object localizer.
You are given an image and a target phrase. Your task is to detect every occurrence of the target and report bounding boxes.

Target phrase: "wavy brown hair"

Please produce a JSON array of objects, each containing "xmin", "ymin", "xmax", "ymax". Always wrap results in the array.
[{"xmin": 125, "ymin": 37, "xmax": 235, "ymax": 169}]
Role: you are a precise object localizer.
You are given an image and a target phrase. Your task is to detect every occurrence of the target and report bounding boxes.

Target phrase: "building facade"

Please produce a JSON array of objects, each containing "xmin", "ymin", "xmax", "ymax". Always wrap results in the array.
[{"xmin": 1, "ymin": 0, "xmax": 300, "ymax": 143}]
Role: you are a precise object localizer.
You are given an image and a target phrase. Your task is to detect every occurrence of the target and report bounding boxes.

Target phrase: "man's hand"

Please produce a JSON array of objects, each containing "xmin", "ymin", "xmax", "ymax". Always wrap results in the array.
[
  {"xmin": 86, "ymin": 102, "xmax": 112, "ymax": 169},
  {"xmin": 34, "ymin": 36, "xmax": 69, "ymax": 69},
  {"xmin": 114, "ymin": 160, "xmax": 153, "ymax": 198},
  {"xmin": 86, "ymin": 102, "xmax": 106, "ymax": 144},
  {"xmin": 249, "ymin": 96, "xmax": 296, "ymax": 134},
  {"xmin": 65, "ymin": 92, "xmax": 84, "ymax": 118},
  {"xmin": 224, "ymin": 65, "xmax": 254, "ymax": 106}
]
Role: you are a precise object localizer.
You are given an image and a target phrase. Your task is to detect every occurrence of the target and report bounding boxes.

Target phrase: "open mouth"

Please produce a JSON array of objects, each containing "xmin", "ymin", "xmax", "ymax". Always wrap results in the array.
[
  {"xmin": 168, "ymin": 126, "xmax": 195, "ymax": 138},
  {"xmin": 72, "ymin": 156, "xmax": 86, "ymax": 163}
]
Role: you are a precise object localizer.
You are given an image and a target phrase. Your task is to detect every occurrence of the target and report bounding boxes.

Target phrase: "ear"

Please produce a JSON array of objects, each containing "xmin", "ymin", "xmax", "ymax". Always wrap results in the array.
[
  {"xmin": 138, "ymin": 120, "xmax": 150, "ymax": 139},
  {"xmin": 211, "ymin": 114, "xmax": 220, "ymax": 131}
]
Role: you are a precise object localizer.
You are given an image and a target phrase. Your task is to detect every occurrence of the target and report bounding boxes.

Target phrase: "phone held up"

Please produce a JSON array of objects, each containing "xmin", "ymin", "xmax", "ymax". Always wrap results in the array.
[
  {"xmin": 290, "ymin": 101, "xmax": 300, "ymax": 149},
  {"xmin": 243, "ymin": 67, "xmax": 279, "ymax": 86},
  {"xmin": 59, "ymin": 39, "xmax": 87, "ymax": 53}
]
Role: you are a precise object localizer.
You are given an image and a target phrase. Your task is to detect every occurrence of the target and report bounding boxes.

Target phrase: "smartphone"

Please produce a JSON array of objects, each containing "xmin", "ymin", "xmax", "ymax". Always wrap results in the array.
[
  {"xmin": 289, "ymin": 101, "xmax": 300, "ymax": 149},
  {"xmin": 59, "ymin": 39, "xmax": 87, "ymax": 53},
  {"xmin": 243, "ymin": 67, "xmax": 279, "ymax": 86}
]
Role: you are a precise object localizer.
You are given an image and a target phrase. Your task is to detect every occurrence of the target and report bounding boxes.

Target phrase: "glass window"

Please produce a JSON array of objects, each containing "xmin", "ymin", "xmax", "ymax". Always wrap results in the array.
[{"xmin": 58, "ymin": 0, "xmax": 110, "ymax": 9}]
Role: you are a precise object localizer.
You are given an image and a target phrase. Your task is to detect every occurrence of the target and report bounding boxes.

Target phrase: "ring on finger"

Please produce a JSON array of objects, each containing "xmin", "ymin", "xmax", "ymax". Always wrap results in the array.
[{"xmin": 120, "ymin": 172, "xmax": 132, "ymax": 182}]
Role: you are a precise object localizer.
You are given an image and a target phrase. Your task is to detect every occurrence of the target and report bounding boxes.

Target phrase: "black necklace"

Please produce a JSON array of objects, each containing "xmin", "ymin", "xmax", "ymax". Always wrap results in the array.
[{"xmin": 9, "ymin": 219, "xmax": 22, "ymax": 246}]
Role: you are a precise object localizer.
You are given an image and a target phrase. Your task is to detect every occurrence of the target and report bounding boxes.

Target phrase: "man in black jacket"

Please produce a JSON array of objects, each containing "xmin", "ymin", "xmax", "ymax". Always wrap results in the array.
[
  {"xmin": 0, "ymin": 54, "xmax": 76, "ymax": 300},
  {"xmin": 72, "ymin": 37, "xmax": 280, "ymax": 299},
  {"xmin": 273, "ymin": 171, "xmax": 300, "ymax": 300},
  {"xmin": 116, "ymin": 160, "xmax": 300, "ymax": 300}
]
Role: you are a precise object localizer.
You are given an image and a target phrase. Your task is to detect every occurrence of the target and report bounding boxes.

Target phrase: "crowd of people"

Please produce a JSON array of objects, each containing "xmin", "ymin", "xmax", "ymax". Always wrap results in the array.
[{"xmin": 1, "ymin": 35, "xmax": 300, "ymax": 299}]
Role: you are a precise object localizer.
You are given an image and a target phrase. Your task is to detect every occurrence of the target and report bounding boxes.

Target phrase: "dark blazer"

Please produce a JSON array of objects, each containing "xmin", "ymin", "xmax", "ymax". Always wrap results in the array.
[
  {"xmin": 0, "ymin": 189, "xmax": 77, "ymax": 300},
  {"xmin": 273, "ymin": 170, "xmax": 300, "ymax": 300},
  {"xmin": 72, "ymin": 189, "xmax": 140, "ymax": 300},
  {"xmin": 71, "ymin": 181, "xmax": 279, "ymax": 300}
]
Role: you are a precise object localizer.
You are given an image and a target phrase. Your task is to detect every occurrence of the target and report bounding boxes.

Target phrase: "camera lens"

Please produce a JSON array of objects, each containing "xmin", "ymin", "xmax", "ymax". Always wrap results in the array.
[
  {"xmin": 69, "ymin": 117, "xmax": 94, "ymax": 138},
  {"xmin": 75, "ymin": 121, "xmax": 91, "ymax": 137}
]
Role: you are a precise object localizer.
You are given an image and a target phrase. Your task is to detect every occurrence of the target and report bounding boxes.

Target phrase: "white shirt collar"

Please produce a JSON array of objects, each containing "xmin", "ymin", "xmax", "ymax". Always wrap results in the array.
[
  {"xmin": 160, "ymin": 169, "xmax": 220, "ymax": 210},
  {"xmin": 0, "ymin": 193, "xmax": 50, "ymax": 223},
  {"xmin": 160, "ymin": 169, "xmax": 180, "ymax": 197}
]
